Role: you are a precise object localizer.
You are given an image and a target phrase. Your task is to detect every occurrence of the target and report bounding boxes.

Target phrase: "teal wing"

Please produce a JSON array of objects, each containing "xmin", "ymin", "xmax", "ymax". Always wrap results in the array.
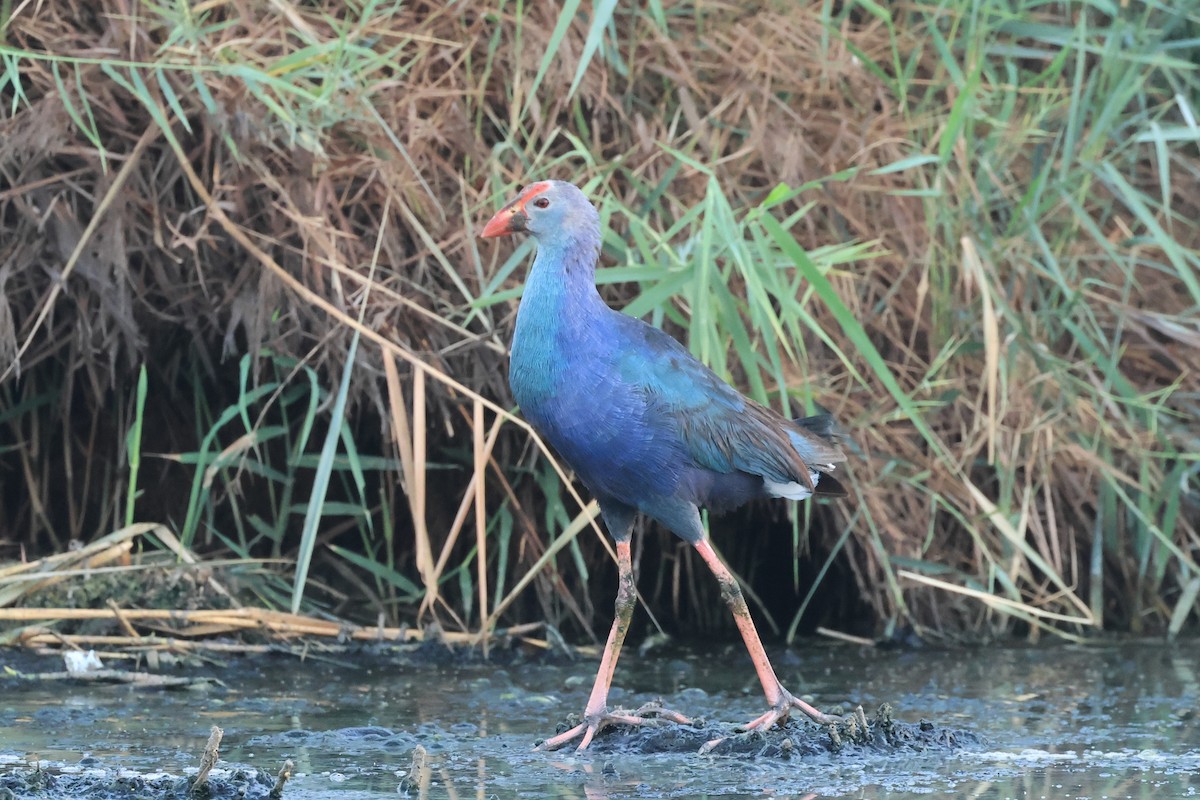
[{"xmin": 616, "ymin": 320, "xmax": 844, "ymax": 489}]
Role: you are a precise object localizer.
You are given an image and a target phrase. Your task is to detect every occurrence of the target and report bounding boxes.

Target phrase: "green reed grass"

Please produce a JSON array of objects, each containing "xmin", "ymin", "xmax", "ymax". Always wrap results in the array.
[
  {"xmin": 123, "ymin": 366, "xmax": 148, "ymax": 528},
  {"xmin": 0, "ymin": 0, "xmax": 1195, "ymax": 639}
]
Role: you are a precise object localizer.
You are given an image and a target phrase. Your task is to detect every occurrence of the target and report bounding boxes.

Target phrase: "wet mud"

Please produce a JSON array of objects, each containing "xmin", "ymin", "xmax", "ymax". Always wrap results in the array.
[
  {"xmin": 1, "ymin": 640, "xmax": 1197, "ymax": 798},
  {"xmin": 0, "ymin": 763, "xmax": 278, "ymax": 800},
  {"xmin": 542, "ymin": 701, "xmax": 982, "ymax": 757},
  {"xmin": 0, "ymin": 709, "xmax": 981, "ymax": 799}
]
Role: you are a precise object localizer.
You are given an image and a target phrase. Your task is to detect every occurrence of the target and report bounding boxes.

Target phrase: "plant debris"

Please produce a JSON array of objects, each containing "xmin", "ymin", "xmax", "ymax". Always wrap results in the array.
[
  {"xmin": 545, "ymin": 703, "xmax": 984, "ymax": 758},
  {"xmin": 1, "ymin": 1, "xmax": 1196, "ymax": 645},
  {"xmin": 0, "ymin": 727, "xmax": 286, "ymax": 800}
]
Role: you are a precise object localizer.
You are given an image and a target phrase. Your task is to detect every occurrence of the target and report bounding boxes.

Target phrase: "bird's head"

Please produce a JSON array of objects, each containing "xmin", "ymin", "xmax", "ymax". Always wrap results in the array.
[{"xmin": 480, "ymin": 180, "xmax": 599, "ymax": 250}]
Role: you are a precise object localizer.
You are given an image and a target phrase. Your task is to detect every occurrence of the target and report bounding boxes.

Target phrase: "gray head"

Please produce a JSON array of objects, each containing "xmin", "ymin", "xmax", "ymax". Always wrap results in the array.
[{"xmin": 480, "ymin": 180, "xmax": 600, "ymax": 251}]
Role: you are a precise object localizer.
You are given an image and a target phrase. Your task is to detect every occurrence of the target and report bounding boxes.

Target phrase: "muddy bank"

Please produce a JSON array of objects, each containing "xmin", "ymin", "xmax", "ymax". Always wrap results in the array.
[
  {"xmin": 558, "ymin": 703, "xmax": 982, "ymax": 757},
  {"xmin": 1, "ymin": 640, "xmax": 1197, "ymax": 798},
  {"xmin": 0, "ymin": 763, "xmax": 278, "ymax": 800},
  {"xmin": 0, "ymin": 708, "xmax": 981, "ymax": 800}
]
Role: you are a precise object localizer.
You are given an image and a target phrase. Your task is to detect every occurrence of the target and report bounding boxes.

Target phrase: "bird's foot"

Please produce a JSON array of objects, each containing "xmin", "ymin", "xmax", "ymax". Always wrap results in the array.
[
  {"xmin": 699, "ymin": 688, "xmax": 846, "ymax": 754},
  {"xmin": 535, "ymin": 701, "xmax": 695, "ymax": 752}
]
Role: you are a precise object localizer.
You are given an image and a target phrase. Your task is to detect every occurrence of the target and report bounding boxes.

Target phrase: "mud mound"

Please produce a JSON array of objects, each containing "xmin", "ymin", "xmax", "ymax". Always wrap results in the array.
[
  {"xmin": 0, "ymin": 766, "xmax": 277, "ymax": 800},
  {"xmin": 545, "ymin": 704, "xmax": 983, "ymax": 757}
]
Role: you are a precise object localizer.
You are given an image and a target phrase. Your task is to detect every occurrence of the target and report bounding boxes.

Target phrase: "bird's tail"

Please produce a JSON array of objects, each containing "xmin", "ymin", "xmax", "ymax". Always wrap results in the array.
[
  {"xmin": 792, "ymin": 413, "xmax": 848, "ymax": 497},
  {"xmin": 792, "ymin": 413, "xmax": 843, "ymax": 440},
  {"xmin": 810, "ymin": 471, "xmax": 847, "ymax": 497}
]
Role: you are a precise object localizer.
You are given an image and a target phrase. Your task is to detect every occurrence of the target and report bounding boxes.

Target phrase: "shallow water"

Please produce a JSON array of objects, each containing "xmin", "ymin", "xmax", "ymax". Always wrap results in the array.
[{"xmin": 1, "ymin": 639, "xmax": 1198, "ymax": 798}]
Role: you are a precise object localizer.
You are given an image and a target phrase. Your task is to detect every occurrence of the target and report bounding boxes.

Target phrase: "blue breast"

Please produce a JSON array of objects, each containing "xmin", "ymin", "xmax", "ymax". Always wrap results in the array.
[{"xmin": 511, "ymin": 294, "xmax": 685, "ymax": 506}]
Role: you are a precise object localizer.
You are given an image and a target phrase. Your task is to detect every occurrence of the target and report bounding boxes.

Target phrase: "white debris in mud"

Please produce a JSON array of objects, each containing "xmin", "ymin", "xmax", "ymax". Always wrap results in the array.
[
  {"xmin": 981, "ymin": 749, "xmax": 1078, "ymax": 762},
  {"xmin": 63, "ymin": 650, "xmax": 104, "ymax": 675},
  {"xmin": 982, "ymin": 747, "xmax": 1200, "ymax": 773}
]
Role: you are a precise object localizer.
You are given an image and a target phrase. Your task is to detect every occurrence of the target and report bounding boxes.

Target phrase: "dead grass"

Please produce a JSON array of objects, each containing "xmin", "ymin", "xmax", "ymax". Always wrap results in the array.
[{"xmin": 0, "ymin": 1, "xmax": 1196, "ymax": 642}]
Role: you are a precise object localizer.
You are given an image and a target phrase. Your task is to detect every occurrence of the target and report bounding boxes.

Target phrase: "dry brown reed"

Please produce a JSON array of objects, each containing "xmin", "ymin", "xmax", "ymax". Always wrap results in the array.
[{"xmin": 0, "ymin": 1, "xmax": 1196, "ymax": 643}]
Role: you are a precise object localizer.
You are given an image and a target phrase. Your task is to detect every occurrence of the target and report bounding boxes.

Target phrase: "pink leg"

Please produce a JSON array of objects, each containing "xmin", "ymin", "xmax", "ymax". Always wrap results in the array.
[
  {"xmin": 536, "ymin": 541, "xmax": 692, "ymax": 751},
  {"xmin": 693, "ymin": 539, "xmax": 841, "ymax": 739}
]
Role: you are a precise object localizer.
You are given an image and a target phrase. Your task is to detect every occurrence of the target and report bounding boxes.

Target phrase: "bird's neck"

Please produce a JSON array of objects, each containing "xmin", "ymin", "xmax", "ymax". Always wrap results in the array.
[
  {"xmin": 517, "ymin": 235, "xmax": 606, "ymax": 340},
  {"xmin": 510, "ymin": 235, "xmax": 608, "ymax": 396}
]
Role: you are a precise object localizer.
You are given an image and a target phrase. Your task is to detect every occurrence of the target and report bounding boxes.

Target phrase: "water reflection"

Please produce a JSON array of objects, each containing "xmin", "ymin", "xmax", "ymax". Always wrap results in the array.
[{"xmin": 0, "ymin": 640, "xmax": 1197, "ymax": 799}]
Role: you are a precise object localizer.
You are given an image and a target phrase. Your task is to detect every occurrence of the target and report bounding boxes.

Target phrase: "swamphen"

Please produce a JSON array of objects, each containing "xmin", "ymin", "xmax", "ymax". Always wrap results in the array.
[{"xmin": 482, "ymin": 180, "xmax": 848, "ymax": 751}]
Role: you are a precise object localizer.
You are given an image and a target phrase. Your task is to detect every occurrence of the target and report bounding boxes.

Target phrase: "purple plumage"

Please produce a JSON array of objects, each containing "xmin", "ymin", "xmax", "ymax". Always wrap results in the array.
[{"xmin": 482, "ymin": 180, "xmax": 849, "ymax": 751}]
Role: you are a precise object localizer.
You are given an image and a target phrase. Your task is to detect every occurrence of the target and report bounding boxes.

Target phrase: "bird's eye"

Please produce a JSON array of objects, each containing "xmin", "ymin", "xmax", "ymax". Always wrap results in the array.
[{"xmin": 532, "ymin": 197, "xmax": 550, "ymax": 209}]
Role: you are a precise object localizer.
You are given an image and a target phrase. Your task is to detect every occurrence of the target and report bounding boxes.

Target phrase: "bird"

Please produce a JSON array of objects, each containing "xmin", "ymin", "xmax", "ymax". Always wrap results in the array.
[{"xmin": 481, "ymin": 180, "xmax": 848, "ymax": 752}]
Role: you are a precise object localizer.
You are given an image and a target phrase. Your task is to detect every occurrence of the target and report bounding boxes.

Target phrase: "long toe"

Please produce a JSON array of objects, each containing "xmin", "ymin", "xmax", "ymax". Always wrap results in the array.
[
  {"xmin": 537, "ymin": 721, "xmax": 593, "ymax": 752},
  {"xmin": 700, "ymin": 691, "xmax": 840, "ymax": 755},
  {"xmin": 700, "ymin": 698, "xmax": 791, "ymax": 755},
  {"xmin": 535, "ymin": 702, "xmax": 697, "ymax": 752},
  {"xmin": 750, "ymin": 686, "xmax": 843, "ymax": 729},
  {"xmin": 739, "ymin": 705, "xmax": 789, "ymax": 734},
  {"xmin": 787, "ymin": 692, "xmax": 842, "ymax": 726},
  {"xmin": 606, "ymin": 700, "xmax": 694, "ymax": 728}
]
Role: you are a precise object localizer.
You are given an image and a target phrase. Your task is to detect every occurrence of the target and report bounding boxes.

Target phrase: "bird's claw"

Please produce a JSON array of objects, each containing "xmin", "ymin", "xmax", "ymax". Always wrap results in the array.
[
  {"xmin": 699, "ymin": 690, "xmax": 846, "ymax": 754},
  {"xmin": 535, "ymin": 701, "xmax": 695, "ymax": 752}
]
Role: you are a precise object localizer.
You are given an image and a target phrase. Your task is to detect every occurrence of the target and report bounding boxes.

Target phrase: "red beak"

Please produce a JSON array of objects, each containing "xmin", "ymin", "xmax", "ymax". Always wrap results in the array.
[
  {"xmin": 481, "ymin": 182, "xmax": 552, "ymax": 238},
  {"xmin": 481, "ymin": 200, "xmax": 528, "ymax": 239}
]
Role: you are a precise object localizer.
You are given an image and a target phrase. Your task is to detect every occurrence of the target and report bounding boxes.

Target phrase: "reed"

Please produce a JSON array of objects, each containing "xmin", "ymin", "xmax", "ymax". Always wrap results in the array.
[{"xmin": 0, "ymin": 1, "xmax": 1195, "ymax": 643}]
